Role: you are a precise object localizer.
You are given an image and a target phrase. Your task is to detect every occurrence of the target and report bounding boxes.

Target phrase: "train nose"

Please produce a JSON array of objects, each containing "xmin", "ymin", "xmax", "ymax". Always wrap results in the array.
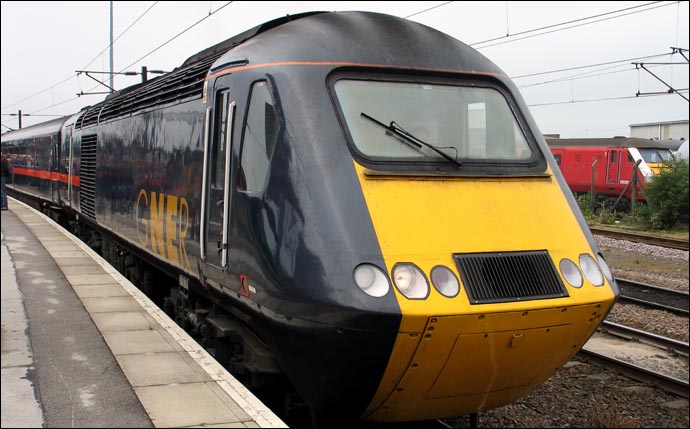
[{"xmin": 365, "ymin": 303, "xmax": 609, "ymax": 422}]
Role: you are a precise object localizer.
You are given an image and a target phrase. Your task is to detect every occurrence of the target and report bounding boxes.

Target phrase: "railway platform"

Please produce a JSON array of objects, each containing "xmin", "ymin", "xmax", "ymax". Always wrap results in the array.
[{"xmin": 1, "ymin": 197, "xmax": 287, "ymax": 428}]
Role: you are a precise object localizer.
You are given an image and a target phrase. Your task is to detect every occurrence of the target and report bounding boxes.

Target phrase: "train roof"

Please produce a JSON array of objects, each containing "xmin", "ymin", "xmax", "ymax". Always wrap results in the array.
[
  {"xmin": 546, "ymin": 137, "xmax": 672, "ymax": 149},
  {"xmin": 1, "ymin": 115, "xmax": 70, "ymax": 144},
  {"xmin": 656, "ymin": 139, "xmax": 686, "ymax": 151},
  {"xmin": 74, "ymin": 13, "xmax": 326, "ymax": 130},
  {"xmin": 212, "ymin": 11, "xmax": 503, "ymax": 75},
  {"xmin": 181, "ymin": 11, "xmax": 326, "ymax": 67},
  {"xmin": 74, "ymin": 11, "xmax": 507, "ymax": 131}
]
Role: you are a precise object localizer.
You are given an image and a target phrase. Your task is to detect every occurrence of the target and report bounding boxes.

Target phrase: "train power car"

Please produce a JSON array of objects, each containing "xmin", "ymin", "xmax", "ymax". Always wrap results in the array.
[
  {"xmin": 1, "ymin": 11, "xmax": 619, "ymax": 425},
  {"xmin": 547, "ymin": 137, "xmax": 674, "ymax": 209}
]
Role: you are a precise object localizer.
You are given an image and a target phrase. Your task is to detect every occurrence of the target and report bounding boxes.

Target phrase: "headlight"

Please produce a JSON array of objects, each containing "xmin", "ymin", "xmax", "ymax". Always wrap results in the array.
[
  {"xmin": 392, "ymin": 263, "xmax": 429, "ymax": 299},
  {"xmin": 597, "ymin": 253, "xmax": 616, "ymax": 285},
  {"xmin": 559, "ymin": 258, "xmax": 583, "ymax": 288},
  {"xmin": 353, "ymin": 264, "xmax": 390, "ymax": 297},
  {"xmin": 430, "ymin": 265, "xmax": 460, "ymax": 297},
  {"xmin": 579, "ymin": 254, "xmax": 604, "ymax": 286}
]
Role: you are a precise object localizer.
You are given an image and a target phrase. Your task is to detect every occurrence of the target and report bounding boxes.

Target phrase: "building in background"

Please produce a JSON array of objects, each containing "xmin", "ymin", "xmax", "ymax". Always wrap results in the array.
[
  {"xmin": 629, "ymin": 120, "xmax": 688, "ymax": 141},
  {"xmin": 629, "ymin": 120, "xmax": 688, "ymax": 152}
]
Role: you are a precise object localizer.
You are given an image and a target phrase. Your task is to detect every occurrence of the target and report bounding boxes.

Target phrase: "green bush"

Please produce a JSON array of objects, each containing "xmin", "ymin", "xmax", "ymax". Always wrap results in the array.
[
  {"xmin": 597, "ymin": 201, "xmax": 617, "ymax": 225},
  {"xmin": 576, "ymin": 192, "xmax": 593, "ymax": 217},
  {"xmin": 640, "ymin": 159, "xmax": 689, "ymax": 229}
]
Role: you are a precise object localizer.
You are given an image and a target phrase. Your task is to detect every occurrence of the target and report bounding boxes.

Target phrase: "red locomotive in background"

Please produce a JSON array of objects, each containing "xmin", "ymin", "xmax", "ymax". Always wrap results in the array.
[{"xmin": 547, "ymin": 137, "xmax": 674, "ymax": 209}]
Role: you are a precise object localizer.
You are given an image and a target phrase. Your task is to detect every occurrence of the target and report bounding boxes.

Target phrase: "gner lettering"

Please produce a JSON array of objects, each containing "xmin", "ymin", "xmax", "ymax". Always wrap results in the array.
[{"xmin": 136, "ymin": 189, "xmax": 190, "ymax": 270}]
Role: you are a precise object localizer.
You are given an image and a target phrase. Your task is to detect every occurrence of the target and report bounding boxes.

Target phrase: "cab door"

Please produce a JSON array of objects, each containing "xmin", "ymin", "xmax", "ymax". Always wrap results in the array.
[
  {"xmin": 59, "ymin": 124, "xmax": 73, "ymax": 207},
  {"xmin": 201, "ymin": 89, "xmax": 235, "ymax": 270},
  {"xmin": 51, "ymin": 138, "xmax": 60, "ymax": 203},
  {"xmin": 606, "ymin": 149, "xmax": 619, "ymax": 184}
]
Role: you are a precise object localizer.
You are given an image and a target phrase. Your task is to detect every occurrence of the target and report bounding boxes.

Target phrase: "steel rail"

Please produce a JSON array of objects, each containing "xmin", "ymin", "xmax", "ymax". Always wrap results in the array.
[
  {"xmin": 617, "ymin": 278, "xmax": 689, "ymax": 316},
  {"xmin": 590, "ymin": 226, "xmax": 689, "ymax": 251},
  {"xmin": 579, "ymin": 348, "xmax": 689, "ymax": 399},
  {"xmin": 599, "ymin": 320, "xmax": 689, "ymax": 357}
]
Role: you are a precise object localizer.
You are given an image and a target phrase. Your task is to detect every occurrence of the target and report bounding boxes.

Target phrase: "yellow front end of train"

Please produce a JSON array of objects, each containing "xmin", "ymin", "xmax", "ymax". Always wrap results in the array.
[
  {"xmin": 356, "ymin": 164, "xmax": 616, "ymax": 421},
  {"xmin": 332, "ymin": 74, "xmax": 617, "ymax": 422}
]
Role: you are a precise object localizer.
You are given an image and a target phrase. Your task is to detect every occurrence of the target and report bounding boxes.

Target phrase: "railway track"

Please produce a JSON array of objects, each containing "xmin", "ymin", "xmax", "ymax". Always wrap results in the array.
[
  {"xmin": 580, "ymin": 347, "xmax": 688, "ymax": 399},
  {"xmin": 617, "ymin": 278, "xmax": 689, "ymax": 316},
  {"xmin": 583, "ymin": 320, "xmax": 689, "ymax": 399},
  {"xmin": 583, "ymin": 268, "xmax": 690, "ymax": 401},
  {"xmin": 599, "ymin": 320, "xmax": 688, "ymax": 357},
  {"xmin": 590, "ymin": 226, "xmax": 689, "ymax": 251}
]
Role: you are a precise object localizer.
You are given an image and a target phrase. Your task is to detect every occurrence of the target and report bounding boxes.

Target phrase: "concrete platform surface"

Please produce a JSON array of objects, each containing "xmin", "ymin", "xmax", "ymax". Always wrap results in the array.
[{"xmin": 1, "ymin": 197, "xmax": 287, "ymax": 428}]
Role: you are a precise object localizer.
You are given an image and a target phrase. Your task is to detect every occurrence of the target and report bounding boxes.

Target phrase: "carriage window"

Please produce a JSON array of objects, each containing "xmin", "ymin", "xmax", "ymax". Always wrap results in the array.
[
  {"xmin": 238, "ymin": 81, "xmax": 278, "ymax": 192},
  {"xmin": 334, "ymin": 79, "xmax": 532, "ymax": 163}
]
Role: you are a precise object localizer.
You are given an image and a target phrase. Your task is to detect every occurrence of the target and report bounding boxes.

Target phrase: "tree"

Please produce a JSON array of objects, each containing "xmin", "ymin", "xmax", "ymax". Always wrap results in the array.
[{"xmin": 641, "ymin": 158, "xmax": 689, "ymax": 229}]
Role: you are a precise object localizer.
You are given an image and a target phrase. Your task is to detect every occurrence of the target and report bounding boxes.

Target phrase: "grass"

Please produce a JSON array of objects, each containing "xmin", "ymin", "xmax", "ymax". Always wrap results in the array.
[{"xmin": 586, "ymin": 404, "xmax": 640, "ymax": 428}]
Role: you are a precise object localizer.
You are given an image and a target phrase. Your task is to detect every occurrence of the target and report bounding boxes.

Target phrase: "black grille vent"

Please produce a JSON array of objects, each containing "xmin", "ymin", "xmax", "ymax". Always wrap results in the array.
[
  {"xmin": 76, "ymin": 108, "xmax": 100, "ymax": 130},
  {"xmin": 79, "ymin": 134, "xmax": 97, "ymax": 222},
  {"xmin": 75, "ymin": 53, "xmax": 222, "ymax": 129},
  {"xmin": 455, "ymin": 250, "xmax": 568, "ymax": 304}
]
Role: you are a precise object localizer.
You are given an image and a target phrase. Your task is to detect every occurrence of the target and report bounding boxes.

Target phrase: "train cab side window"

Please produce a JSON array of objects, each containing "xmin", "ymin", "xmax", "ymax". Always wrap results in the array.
[
  {"xmin": 212, "ymin": 90, "xmax": 232, "ymax": 190},
  {"xmin": 238, "ymin": 81, "xmax": 278, "ymax": 193}
]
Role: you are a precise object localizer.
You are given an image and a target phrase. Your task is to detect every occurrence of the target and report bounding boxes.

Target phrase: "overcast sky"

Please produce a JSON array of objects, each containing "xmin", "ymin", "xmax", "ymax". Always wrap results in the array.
[{"xmin": 1, "ymin": 1, "xmax": 688, "ymax": 137}]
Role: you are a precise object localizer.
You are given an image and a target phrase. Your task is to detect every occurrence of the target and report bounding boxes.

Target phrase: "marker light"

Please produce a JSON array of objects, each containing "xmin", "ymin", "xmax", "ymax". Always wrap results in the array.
[
  {"xmin": 597, "ymin": 253, "xmax": 616, "ymax": 286},
  {"xmin": 579, "ymin": 254, "xmax": 604, "ymax": 286},
  {"xmin": 559, "ymin": 258, "xmax": 583, "ymax": 288},
  {"xmin": 353, "ymin": 264, "xmax": 390, "ymax": 297},
  {"xmin": 430, "ymin": 265, "xmax": 460, "ymax": 297},
  {"xmin": 392, "ymin": 263, "xmax": 429, "ymax": 299}
]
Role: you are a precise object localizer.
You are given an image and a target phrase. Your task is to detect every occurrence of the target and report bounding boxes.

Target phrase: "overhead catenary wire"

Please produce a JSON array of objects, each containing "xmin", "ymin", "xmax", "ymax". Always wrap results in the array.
[
  {"xmin": 117, "ymin": 1, "xmax": 233, "ymax": 73},
  {"xmin": 471, "ymin": 1, "xmax": 679, "ymax": 49},
  {"xmin": 4, "ymin": 1, "xmax": 235, "ymax": 124},
  {"xmin": 407, "ymin": 0, "xmax": 688, "ymax": 106},
  {"xmin": 1, "ymin": 2, "xmax": 675, "ymax": 113},
  {"xmin": 1, "ymin": 74, "xmax": 76, "ymax": 112},
  {"xmin": 511, "ymin": 52, "xmax": 675, "ymax": 79},
  {"xmin": 517, "ymin": 46, "xmax": 688, "ymax": 105},
  {"xmin": 518, "ymin": 63, "xmax": 637, "ymax": 89},
  {"xmin": 472, "ymin": 0, "xmax": 665, "ymax": 46},
  {"xmin": 528, "ymin": 89, "xmax": 689, "ymax": 107},
  {"xmin": 404, "ymin": 1, "xmax": 453, "ymax": 19},
  {"xmin": 80, "ymin": 2, "xmax": 160, "ymax": 74},
  {"xmin": 2, "ymin": 2, "xmax": 687, "ymax": 131},
  {"xmin": 42, "ymin": 1, "xmax": 234, "ymax": 106},
  {"xmin": 0, "ymin": 113, "xmax": 67, "ymax": 117},
  {"xmin": 46, "ymin": 3, "xmax": 684, "ymax": 104},
  {"xmin": 1, "ymin": 1, "xmax": 159, "ymax": 111},
  {"xmin": 516, "ymin": 54, "xmax": 685, "ymax": 88},
  {"xmin": 1, "ymin": 3, "xmax": 237, "ymax": 130}
]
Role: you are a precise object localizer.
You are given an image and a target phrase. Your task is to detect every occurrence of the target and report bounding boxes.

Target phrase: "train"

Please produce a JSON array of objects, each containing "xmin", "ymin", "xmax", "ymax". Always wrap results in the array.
[
  {"xmin": 1, "ymin": 11, "xmax": 619, "ymax": 426},
  {"xmin": 547, "ymin": 137, "xmax": 675, "ymax": 210}
]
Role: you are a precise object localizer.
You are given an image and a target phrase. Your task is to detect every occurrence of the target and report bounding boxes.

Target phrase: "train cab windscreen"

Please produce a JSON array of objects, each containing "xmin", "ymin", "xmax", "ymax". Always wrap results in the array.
[
  {"xmin": 637, "ymin": 147, "xmax": 673, "ymax": 163},
  {"xmin": 333, "ymin": 78, "xmax": 535, "ymax": 168}
]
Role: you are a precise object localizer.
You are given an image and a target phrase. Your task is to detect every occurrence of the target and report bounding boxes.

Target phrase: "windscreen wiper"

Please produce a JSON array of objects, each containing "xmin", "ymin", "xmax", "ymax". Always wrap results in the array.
[{"xmin": 360, "ymin": 112, "xmax": 461, "ymax": 168}]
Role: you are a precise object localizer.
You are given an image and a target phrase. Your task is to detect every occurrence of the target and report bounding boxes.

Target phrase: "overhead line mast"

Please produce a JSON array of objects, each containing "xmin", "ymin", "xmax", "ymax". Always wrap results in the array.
[{"xmin": 110, "ymin": 1, "xmax": 114, "ymax": 93}]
